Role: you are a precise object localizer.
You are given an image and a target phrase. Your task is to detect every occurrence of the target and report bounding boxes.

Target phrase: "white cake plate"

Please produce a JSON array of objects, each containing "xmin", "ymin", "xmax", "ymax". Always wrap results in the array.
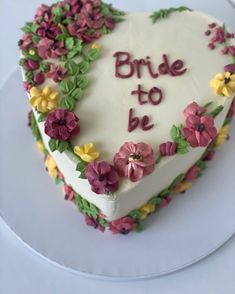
[{"xmin": 0, "ymin": 70, "xmax": 235, "ymax": 281}]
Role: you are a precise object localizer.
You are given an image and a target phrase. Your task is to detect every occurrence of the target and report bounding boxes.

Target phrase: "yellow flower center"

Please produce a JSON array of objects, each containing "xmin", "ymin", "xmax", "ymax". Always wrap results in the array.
[
  {"xmin": 29, "ymin": 49, "xmax": 36, "ymax": 55},
  {"xmin": 224, "ymin": 77, "xmax": 231, "ymax": 85},
  {"xmin": 128, "ymin": 153, "xmax": 142, "ymax": 162}
]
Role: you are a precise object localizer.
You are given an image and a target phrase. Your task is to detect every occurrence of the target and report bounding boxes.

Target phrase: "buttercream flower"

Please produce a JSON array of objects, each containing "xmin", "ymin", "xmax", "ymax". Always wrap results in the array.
[
  {"xmin": 214, "ymin": 125, "xmax": 230, "ymax": 148},
  {"xmin": 184, "ymin": 102, "xmax": 206, "ymax": 117},
  {"xmin": 85, "ymin": 161, "xmax": 119, "ymax": 194},
  {"xmin": 185, "ymin": 166, "xmax": 200, "ymax": 182},
  {"xmin": 29, "ymin": 86, "xmax": 59, "ymax": 113},
  {"xmin": 114, "ymin": 142, "xmax": 155, "ymax": 182},
  {"xmin": 85, "ymin": 216, "xmax": 105, "ymax": 232},
  {"xmin": 210, "ymin": 72, "xmax": 235, "ymax": 97},
  {"xmin": 37, "ymin": 38, "xmax": 67, "ymax": 59},
  {"xmin": 203, "ymin": 150, "xmax": 215, "ymax": 161},
  {"xmin": 139, "ymin": 203, "xmax": 155, "ymax": 219},
  {"xmin": 159, "ymin": 141, "xmax": 177, "ymax": 156},
  {"xmin": 18, "ymin": 33, "xmax": 33, "ymax": 50},
  {"xmin": 110, "ymin": 216, "xmax": 136, "ymax": 234},
  {"xmin": 23, "ymin": 81, "xmax": 33, "ymax": 92},
  {"xmin": 160, "ymin": 196, "xmax": 171, "ymax": 208},
  {"xmin": 45, "ymin": 155, "xmax": 58, "ymax": 178},
  {"xmin": 45, "ymin": 109, "xmax": 80, "ymax": 141},
  {"xmin": 23, "ymin": 59, "xmax": 39, "ymax": 71},
  {"xmin": 228, "ymin": 45, "xmax": 235, "ymax": 56},
  {"xmin": 224, "ymin": 64, "xmax": 235, "ymax": 73},
  {"xmin": 182, "ymin": 115, "xmax": 217, "ymax": 147},
  {"xmin": 36, "ymin": 21, "xmax": 61, "ymax": 39},
  {"xmin": 74, "ymin": 143, "xmax": 99, "ymax": 163},
  {"xmin": 173, "ymin": 181, "xmax": 192, "ymax": 193},
  {"xmin": 64, "ymin": 184, "xmax": 75, "ymax": 201},
  {"xmin": 47, "ymin": 64, "xmax": 67, "ymax": 82},
  {"xmin": 34, "ymin": 4, "xmax": 51, "ymax": 21},
  {"xmin": 228, "ymin": 97, "xmax": 235, "ymax": 118}
]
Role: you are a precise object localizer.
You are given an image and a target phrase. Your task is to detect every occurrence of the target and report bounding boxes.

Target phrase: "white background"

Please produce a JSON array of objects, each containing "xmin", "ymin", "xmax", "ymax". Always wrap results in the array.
[{"xmin": 0, "ymin": 0, "xmax": 235, "ymax": 293}]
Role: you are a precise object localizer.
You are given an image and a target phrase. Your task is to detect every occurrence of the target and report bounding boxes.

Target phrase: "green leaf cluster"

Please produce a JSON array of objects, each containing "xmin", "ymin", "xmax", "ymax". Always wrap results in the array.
[
  {"xmin": 30, "ymin": 112, "xmax": 41, "ymax": 141},
  {"xmin": 74, "ymin": 192, "xmax": 99, "ymax": 219},
  {"xmin": 48, "ymin": 139, "xmax": 69, "ymax": 153}
]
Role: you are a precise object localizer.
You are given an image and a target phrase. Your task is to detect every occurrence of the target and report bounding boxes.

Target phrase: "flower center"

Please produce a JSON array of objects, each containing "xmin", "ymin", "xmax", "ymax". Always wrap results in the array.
[
  {"xmin": 224, "ymin": 77, "xmax": 231, "ymax": 84},
  {"xmin": 196, "ymin": 123, "xmax": 206, "ymax": 133},
  {"xmin": 128, "ymin": 153, "xmax": 142, "ymax": 162},
  {"xmin": 58, "ymin": 119, "xmax": 66, "ymax": 126},
  {"xmin": 18, "ymin": 40, "xmax": 23, "ymax": 46},
  {"xmin": 98, "ymin": 174, "xmax": 105, "ymax": 181},
  {"xmin": 50, "ymin": 43, "xmax": 57, "ymax": 50}
]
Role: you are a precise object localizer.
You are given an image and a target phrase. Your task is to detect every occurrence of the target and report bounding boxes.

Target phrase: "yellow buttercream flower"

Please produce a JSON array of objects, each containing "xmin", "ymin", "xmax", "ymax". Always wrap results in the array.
[
  {"xmin": 73, "ymin": 143, "xmax": 100, "ymax": 163},
  {"xmin": 45, "ymin": 155, "xmax": 58, "ymax": 178},
  {"xmin": 36, "ymin": 140, "xmax": 46, "ymax": 154},
  {"xmin": 173, "ymin": 181, "xmax": 192, "ymax": 194},
  {"xmin": 210, "ymin": 72, "xmax": 235, "ymax": 97},
  {"xmin": 91, "ymin": 43, "xmax": 101, "ymax": 50},
  {"xmin": 29, "ymin": 86, "xmax": 59, "ymax": 113},
  {"xmin": 139, "ymin": 204, "xmax": 155, "ymax": 219},
  {"xmin": 214, "ymin": 124, "xmax": 230, "ymax": 148}
]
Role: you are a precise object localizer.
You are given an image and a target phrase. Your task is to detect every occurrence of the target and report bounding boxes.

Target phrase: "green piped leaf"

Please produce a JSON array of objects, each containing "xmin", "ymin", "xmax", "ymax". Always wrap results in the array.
[
  {"xmin": 77, "ymin": 60, "xmax": 90, "ymax": 74},
  {"xmin": 37, "ymin": 113, "xmax": 46, "ymax": 123},
  {"xmin": 75, "ymin": 75, "xmax": 88, "ymax": 89},
  {"xmin": 71, "ymin": 88, "xmax": 83, "ymax": 101},
  {"xmin": 65, "ymin": 60, "xmax": 78, "ymax": 76},
  {"xmin": 30, "ymin": 112, "xmax": 41, "ymax": 141},
  {"xmin": 48, "ymin": 138, "xmax": 57, "ymax": 152},
  {"xmin": 87, "ymin": 48, "xmax": 100, "ymax": 61},
  {"xmin": 59, "ymin": 78, "xmax": 75, "ymax": 93},
  {"xmin": 150, "ymin": 6, "xmax": 192, "ymax": 24},
  {"xmin": 57, "ymin": 141, "xmax": 69, "ymax": 153},
  {"xmin": 59, "ymin": 95, "xmax": 76, "ymax": 110},
  {"xmin": 209, "ymin": 105, "xmax": 224, "ymax": 118}
]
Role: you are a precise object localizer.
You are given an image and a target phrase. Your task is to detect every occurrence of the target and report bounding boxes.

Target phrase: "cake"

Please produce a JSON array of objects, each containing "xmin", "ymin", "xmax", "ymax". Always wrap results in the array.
[{"xmin": 19, "ymin": 0, "xmax": 235, "ymax": 234}]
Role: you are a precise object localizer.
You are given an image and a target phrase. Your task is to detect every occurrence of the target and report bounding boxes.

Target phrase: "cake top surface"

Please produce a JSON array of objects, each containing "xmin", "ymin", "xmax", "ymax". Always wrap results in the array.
[{"xmin": 19, "ymin": 0, "xmax": 235, "ymax": 195}]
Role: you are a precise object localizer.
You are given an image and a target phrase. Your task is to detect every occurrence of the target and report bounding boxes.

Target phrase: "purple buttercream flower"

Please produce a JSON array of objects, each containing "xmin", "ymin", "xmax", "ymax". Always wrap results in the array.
[
  {"xmin": 47, "ymin": 64, "xmax": 67, "ymax": 82},
  {"xmin": 184, "ymin": 165, "xmax": 200, "ymax": 182},
  {"xmin": 37, "ymin": 38, "xmax": 67, "ymax": 59},
  {"xmin": 224, "ymin": 64, "xmax": 235, "ymax": 73},
  {"xmin": 159, "ymin": 141, "xmax": 177, "ymax": 156},
  {"xmin": 184, "ymin": 102, "xmax": 206, "ymax": 117},
  {"xmin": 85, "ymin": 161, "xmax": 119, "ymax": 194},
  {"xmin": 45, "ymin": 109, "xmax": 80, "ymax": 141},
  {"xmin": 110, "ymin": 216, "xmax": 136, "ymax": 234},
  {"xmin": 228, "ymin": 97, "xmax": 235, "ymax": 118},
  {"xmin": 33, "ymin": 72, "xmax": 45, "ymax": 85},
  {"xmin": 160, "ymin": 196, "xmax": 171, "ymax": 208},
  {"xmin": 23, "ymin": 59, "xmax": 39, "ymax": 71},
  {"xmin": 36, "ymin": 21, "xmax": 61, "ymax": 39},
  {"xmin": 203, "ymin": 150, "xmax": 215, "ymax": 161},
  {"xmin": 23, "ymin": 81, "xmax": 33, "ymax": 92}
]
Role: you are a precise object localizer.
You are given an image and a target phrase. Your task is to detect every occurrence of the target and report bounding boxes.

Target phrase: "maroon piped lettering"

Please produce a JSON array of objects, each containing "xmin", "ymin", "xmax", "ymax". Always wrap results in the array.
[
  {"xmin": 113, "ymin": 51, "xmax": 134, "ymax": 78},
  {"xmin": 146, "ymin": 56, "xmax": 159, "ymax": 79},
  {"xmin": 148, "ymin": 87, "xmax": 163, "ymax": 105},
  {"xmin": 171, "ymin": 59, "xmax": 187, "ymax": 76},
  {"xmin": 128, "ymin": 108, "xmax": 139, "ymax": 132},
  {"xmin": 140, "ymin": 115, "xmax": 154, "ymax": 131},
  {"xmin": 133, "ymin": 59, "xmax": 147, "ymax": 78},
  {"xmin": 131, "ymin": 84, "xmax": 148, "ymax": 105}
]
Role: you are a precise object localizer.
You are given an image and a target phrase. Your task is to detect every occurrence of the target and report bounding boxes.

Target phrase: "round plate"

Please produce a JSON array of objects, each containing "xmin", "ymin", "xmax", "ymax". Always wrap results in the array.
[{"xmin": 0, "ymin": 70, "xmax": 235, "ymax": 280}]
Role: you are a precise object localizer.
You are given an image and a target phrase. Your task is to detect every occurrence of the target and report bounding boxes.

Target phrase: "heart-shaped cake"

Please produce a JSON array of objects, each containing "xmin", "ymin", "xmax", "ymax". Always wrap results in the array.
[{"xmin": 19, "ymin": 0, "xmax": 235, "ymax": 234}]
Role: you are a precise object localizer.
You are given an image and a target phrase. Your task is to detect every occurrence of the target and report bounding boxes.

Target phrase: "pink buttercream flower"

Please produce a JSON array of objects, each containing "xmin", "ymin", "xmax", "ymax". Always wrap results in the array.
[
  {"xmin": 110, "ymin": 216, "xmax": 136, "ymax": 234},
  {"xmin": 85, "ymin": 216, "xmax": 105, "ymax": 232},
  {"xmin": 85, "ymin": 161, "xmax": 119, "ymax": 194},
  {"xmin": 160, "ymin": 196, "xmax": 171, "ymax": 208},
  {"xmin": 18, "ymin": 33, "xmax": 33, "ymax": 50},
  {"xmin": 80, "ymin": 3, "xmax": 103, "ymax": 29},
  {"xmin": 36, "ymin": 21, "xmax": 61, "ymax": 39},
  {"xmin": 185, "ymin": 165, "xmax": 200, "ymax": 182},
  {"xmin": 37, "ymin": 38, "xmax": 67, "ymax": 59},
  {"xmin": 47, "ymin": 64, "xmax": 67, "ymax": 82},
  {"xmin": 65, "ymin": 0, "xmax": 82, "ymax": 15},
  {"xmin": 228, "ymin": 97, "xmax": 235, "ymax": 118},
  {"xmin": 67, "ymin": 20, "xmax": 87, "ymax": 37},
  {"xmin": 23, "ymin": 81, "xmax": 33, "ymax": 92},
  {"xmin": 34, "ymin": 4, "xmax": 52, "ymax": 22},
  {"xmin": 228, "ymin": 45, "xmax": 235, "ymax": 56},
  {"xmin": 113, "ymin": 142, "xmax": 155, "ymax": 182},
  {"xmin": 64, "ymin": 184, "xmax": 75, "ymax": 201},
  {"xmin": 182, "ymin": 115, "xmax": 217, "ymax": 147},
  {"xmin": 159, "ymin": 141, "xmax": 177, "ymax": 156},
  {"xmin": 23, "ymin": 59, "xmax": 39, "ymax": 71},
  {"xmin": 224, "ymin": 64, "xmax": 235, "ymax": 73},
  {"xmin": 215, "ymin": 27, "xmax": 225, "ymax": 43},
  {"xmin": 184, "ymin": 102, "xmax": 206, "ymax": 117},
  {"xmin": 45, "ymin": 109, "xmax": 80, "ymax": 141}
]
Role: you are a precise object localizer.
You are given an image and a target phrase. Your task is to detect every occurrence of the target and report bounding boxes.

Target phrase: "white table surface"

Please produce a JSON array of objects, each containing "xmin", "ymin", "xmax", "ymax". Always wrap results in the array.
[{"xmin": 0, "ymin": 0, "xmax": 235, "ymax": 293}]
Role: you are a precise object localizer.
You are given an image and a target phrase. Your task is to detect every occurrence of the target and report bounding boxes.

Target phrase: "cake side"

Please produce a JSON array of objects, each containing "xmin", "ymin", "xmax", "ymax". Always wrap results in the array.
[{"xmin": 19, "ymin": 1, "xmax": 235, "ymax": 231}]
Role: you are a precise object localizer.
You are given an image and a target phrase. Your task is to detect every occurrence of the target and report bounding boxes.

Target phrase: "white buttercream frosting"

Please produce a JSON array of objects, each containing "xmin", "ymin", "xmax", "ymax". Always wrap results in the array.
[{"xmin": 25, "ymin": 10, "xmax": 234, "ymax": 221}]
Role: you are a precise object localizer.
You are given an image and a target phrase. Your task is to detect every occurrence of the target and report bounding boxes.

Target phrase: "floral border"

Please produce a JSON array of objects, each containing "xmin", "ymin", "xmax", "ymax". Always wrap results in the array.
[{"xmin": 29, "ymin": 96, "xmax": 234, "ymax": 234}]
